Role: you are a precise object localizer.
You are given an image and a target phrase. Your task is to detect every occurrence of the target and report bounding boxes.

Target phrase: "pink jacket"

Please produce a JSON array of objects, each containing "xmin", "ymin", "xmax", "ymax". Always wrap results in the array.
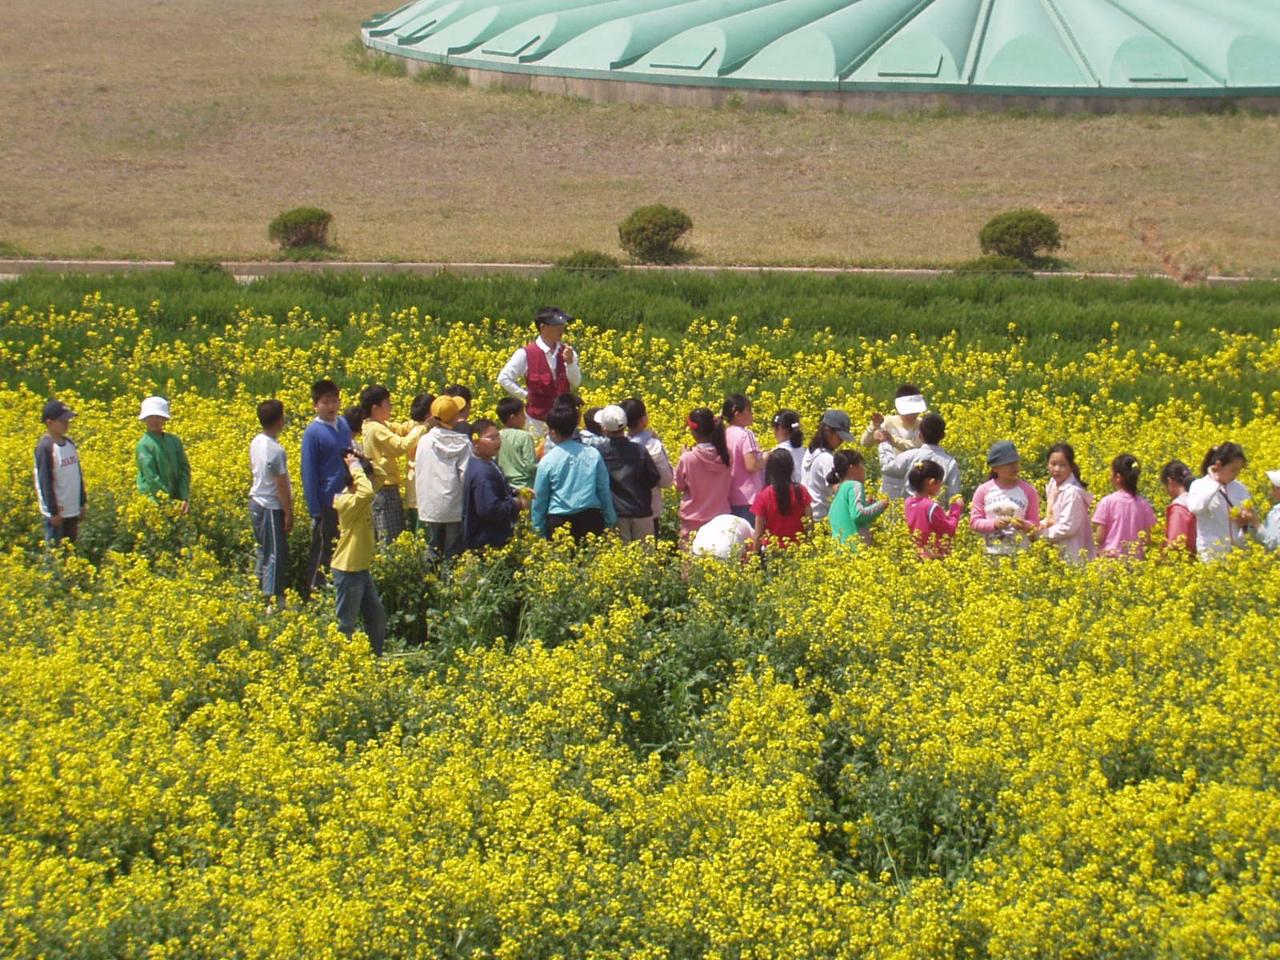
[
  {"xmin": 675, "ymin": 443, "xmax": 732, "ymax": 527},
  {"xmin": 1040, "ymin": 476, "xmax": 1095, "ymax": 564},
  {"xmin": 904, "ymin": 495, "xmax": 964, "ymax": 558}
]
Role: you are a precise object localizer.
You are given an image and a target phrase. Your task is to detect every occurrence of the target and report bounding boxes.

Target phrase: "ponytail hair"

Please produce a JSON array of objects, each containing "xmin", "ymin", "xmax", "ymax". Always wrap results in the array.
[
  {"xmin": 1160, "ymin": 459, "xmax": 1193, "ymax": 493},
  {"xmin": 765, "ymin": 448, "xmax": 796, "ymax": 515},
  {"xmin": 1047, "ymin": 442, "xmax": 1086, "ymax": 489},
  {"xmin": 688, "ymin": 407, "xmax": 730, "ymax": 466},
  {"xmin": 1111, "ymin": 453, "xmax": 1141, "ymax": 495},
  {"xmin": 1200, "ymin": 442, "xmax": 1246, "ymax": 477},
  {"xmin": 826, "ymin": 450, "xmax": 864, "ymax": 486},
  {"xmin": 809, "ymin": 423, "xmax": 839, "ymax": 453},
  {"xmin": 721, "ymin": 393, "xmax": 751, "ymax": 425},
  {"xmin": 908, "ymin": 458, "xmax": 945, "ymax": 494},
  {"xmin": 772, "ymin": 409, "xmax": 803, "ymax": 449}
]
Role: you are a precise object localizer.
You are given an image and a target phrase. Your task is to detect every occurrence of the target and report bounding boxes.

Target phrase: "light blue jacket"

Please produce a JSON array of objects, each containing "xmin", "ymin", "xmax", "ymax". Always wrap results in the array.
[
  {"xmin": 532, "ymin": 439, "xmax": 617, "ymax": 535},
  {"xmin": 1256, "ymin": 504, "xmax": 1280, "ymax": 552}
]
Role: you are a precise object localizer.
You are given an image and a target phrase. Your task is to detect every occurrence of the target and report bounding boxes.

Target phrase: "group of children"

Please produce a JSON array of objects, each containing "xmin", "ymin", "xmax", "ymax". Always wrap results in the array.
[{"xmin": 32, "ymin": 374, "xmax": 1280, "ymax": 655}]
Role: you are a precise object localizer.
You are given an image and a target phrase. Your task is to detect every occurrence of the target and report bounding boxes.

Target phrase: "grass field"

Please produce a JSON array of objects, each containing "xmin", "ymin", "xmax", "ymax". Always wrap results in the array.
[{"xmin": 1, "ymin": 0, "xmax": 1279, "ymax": 274}]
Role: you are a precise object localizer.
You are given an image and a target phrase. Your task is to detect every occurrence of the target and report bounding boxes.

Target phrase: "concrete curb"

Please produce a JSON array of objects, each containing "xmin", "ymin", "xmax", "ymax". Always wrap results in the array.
[{"xmin": 0, "ymin": 258, "xmax": 1267, "ymax": 286}]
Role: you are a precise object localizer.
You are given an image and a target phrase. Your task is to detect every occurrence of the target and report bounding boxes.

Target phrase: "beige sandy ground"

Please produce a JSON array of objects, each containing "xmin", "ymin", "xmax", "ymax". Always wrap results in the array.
[{"xmin": 1, "ymin": 0, "xmax": 1278, "ymax": 274}]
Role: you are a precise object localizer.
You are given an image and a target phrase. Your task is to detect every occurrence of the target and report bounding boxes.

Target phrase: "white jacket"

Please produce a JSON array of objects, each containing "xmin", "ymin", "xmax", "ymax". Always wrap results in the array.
[
  {"xmin": 415, "ymin": 427, "xmax": 472, "ymax": 523},
  {"xmin": 1041, "ymin": 476, "xmax": 1095, "ymax": 564},
  {"xmin": 802, "ymin": 448, "xmax": 836, "ymax": 520},
  {"xmin": 1186, "ymin": 475, "xmax": 1251, "ymax": 561},
  {"xmin": 878, "ymin": 442, "xmax": 961, "ymax": 500}
]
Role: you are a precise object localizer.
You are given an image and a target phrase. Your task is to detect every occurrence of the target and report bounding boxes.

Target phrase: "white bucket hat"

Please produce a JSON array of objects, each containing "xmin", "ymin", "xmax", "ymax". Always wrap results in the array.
[{"xmin": 138, "ymin": 396, "xmax": 172, "ymax": 421}]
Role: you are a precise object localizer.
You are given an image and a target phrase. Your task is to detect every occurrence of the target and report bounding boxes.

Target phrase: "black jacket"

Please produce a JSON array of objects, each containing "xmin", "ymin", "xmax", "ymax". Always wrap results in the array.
[{"xmin": 600, "ymin": 437, "xmax": 660, "ymax": 518}]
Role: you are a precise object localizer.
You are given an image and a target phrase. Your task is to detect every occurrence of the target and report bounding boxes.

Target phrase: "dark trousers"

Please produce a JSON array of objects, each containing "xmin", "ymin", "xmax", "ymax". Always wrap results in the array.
[
  {"xmin": 249, "ymin": 502, "xmax": 289, "ymax": 601},
  {"xmin": 425, "ymin": 521, "xmax": 464, "ymax": 561},
  {"xmin": 547, "ymin": 509, "xmax": 606, "ymax": 543},
  {"xmin": 303, "ymin": 506, "xmax": 338, "ymax": 600},
  {"xmin": 42, "ymin": 515, "xmax": 81, "ymax": 545}
]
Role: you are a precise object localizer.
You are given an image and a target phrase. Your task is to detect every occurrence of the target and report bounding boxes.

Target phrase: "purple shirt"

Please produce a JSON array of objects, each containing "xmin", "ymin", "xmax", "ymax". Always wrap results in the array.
[
  {"xmin": 725, "ymin": 424, "xmax": 763, "ymax": 507},
  {"xmin": 1092, "ymin": 490, "xmax": 1157, "ymax": 559}
]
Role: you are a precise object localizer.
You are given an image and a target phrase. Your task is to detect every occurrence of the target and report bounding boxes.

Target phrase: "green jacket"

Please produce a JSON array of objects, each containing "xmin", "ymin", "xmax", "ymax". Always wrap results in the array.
[{"xmin": 136, "ymin": 430, "xmax": 191, "ymax": 501}]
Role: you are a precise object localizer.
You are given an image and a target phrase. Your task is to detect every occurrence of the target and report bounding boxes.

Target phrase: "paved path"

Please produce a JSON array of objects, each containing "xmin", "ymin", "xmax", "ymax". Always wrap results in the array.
[{"xmin": 0, "ymin": 258, "xmax": 1264, "ymax": 286}]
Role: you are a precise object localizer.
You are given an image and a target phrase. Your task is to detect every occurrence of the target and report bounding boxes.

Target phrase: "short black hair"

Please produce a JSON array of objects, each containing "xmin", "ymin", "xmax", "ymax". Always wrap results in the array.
[
  {"xmin": 583, "ymin": 406, "xmax": 603, "ymax": 435},
  {"xmin": 919, "ymin": 412, "xmax": 945, "ymax": 445},
  {"xmin": 343, "ymin": 406, "xmax": 365, "ymax": 434},
  {"xmin": 257, "ymin": 398, "xmax": 284, "ymax": 429},
  {"xmin": 894, "ymin": 384, "xmax": 921, "ymax": 399},
  {"xmin": 410, "ymin": 392, "xmax": 435, "ymax": 423},
  {"xmin": 546, "ymin": 404, "xmax": 579, "ymax": 439},
  {"xmin": 469, "ymin": 418, "xmax": 498, "ymax": 440},
  {"xmin": 496, "ymin": 397, "xmax": 524, "ymax": 424},
  {"xmin": 359, "ymin": 384, "xmax": 390, "ymax": 417},
  {"xmin": 311, "ymin": 379, "xmax": 339, "ymax": 404},
  {"xmin": 620, "ymin": 397, "xmax": 646, "ymax": 431},
  {"xmin": 443, "ymin": 384, "xmax": 472, "ymax": 404}
]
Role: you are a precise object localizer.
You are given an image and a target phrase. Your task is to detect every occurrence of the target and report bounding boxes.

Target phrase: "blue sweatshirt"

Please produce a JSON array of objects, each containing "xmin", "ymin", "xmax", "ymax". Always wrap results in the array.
[
  {"xmin": 300, "ymin": 416, "xmax": 353, "ymax": 517},
  {"xmin": 462, "ymin": 457, "xmax": 522, "ymax": 551},
  {"xmin": 531, "ymin": 438, "xmax": 617, "ymax": 536}
]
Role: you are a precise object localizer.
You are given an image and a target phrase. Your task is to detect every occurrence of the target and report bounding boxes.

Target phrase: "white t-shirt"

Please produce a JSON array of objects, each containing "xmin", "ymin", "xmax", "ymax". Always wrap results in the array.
[
  {"xmin": 775, "ymin": 443, "xmax": 805, "ymax": 485},
  {"xmin": 983, "ymin": 483, "xmax": 1032, "ymax": 555},
  {"xmin": 249, "ymin": 433, "xmax": 289, "ymax": 510},
  {"xmin": 690, "ymin": 514, "xmax": 754, "ymax": 560}
]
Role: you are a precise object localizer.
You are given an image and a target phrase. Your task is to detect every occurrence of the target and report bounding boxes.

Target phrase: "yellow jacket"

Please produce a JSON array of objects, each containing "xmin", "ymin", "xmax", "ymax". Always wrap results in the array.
[
  {"xmin": 362, "ymin": 419, "xmax": 425, "ymax": 489},
  {"xmin": 333, "ymin": 463, "xmax": 375, "ymax": 573}
]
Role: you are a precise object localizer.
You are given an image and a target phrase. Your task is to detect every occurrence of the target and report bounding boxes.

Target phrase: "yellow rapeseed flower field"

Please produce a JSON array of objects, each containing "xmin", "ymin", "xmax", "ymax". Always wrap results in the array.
[{"xmin": 1, "ymin": 284, "xmax": 1278, "ymax": 958}]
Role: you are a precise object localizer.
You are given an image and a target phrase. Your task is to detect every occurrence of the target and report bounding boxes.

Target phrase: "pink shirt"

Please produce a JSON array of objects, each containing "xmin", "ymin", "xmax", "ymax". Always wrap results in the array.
[
  {"xmin": 1092, "ymin": 490, "xmax": 1157, "ymax": 559},
  {"xmin": 675, "ymin": 443, "xmax": 732, "ymax": 528},
  {"xmin": 725, "ymin": 424, "xmax": 764, "ymax": 508}
]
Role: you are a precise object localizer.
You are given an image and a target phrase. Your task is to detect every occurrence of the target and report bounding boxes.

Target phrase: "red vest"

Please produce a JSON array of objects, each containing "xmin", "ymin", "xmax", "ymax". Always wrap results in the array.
[{"xmin": 524, "ymin": 341, "xmax": 570, "ymax": 420}]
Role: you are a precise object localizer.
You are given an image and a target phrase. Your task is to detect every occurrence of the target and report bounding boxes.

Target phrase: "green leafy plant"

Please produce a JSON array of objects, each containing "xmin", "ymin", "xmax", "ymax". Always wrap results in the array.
[
  {"xmin": 552, "ymin": 250, "xmax": 622, "ymax": 279},
  {"xmin": 268, "ymin": 207, "xmax": 334, "ymax": 251},
  {"xmin": 618, "ymin": 205, "xmax": 693, "ymax": 264},
  {"xmin": 979, "ymin": 209, "xmax": 1062, "ymax": 264}
]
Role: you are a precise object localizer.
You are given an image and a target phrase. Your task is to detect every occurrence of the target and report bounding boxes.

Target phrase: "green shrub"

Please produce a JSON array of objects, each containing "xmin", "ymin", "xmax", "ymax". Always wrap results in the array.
[
  {"xmin": 553, "ymin": 249, "xmax": 622, "ymax": 279},
  {"xmin": 171, "ymin": 258, "xmax": 232, "ymax": 280},
  {"xmin": 953, "ymin": 254, "xmax": 1033, "ymax": 276},
  {"xmin": 978, "ymin": 209, "xmax": 1062, "ymax": 264},
  {"xmin": 268, "ymin": 207, "xmax": 334, "ymax": 251},
  {"xmin": 618, "ymin": 205, "xmax": 693, "ymax": 263}
]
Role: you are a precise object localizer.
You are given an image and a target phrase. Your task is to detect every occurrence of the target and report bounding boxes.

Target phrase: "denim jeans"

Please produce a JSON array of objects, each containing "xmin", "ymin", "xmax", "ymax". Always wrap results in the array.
[{"xmin": 332, "ymin": 568, "xmax": 386, "ymax": 656}]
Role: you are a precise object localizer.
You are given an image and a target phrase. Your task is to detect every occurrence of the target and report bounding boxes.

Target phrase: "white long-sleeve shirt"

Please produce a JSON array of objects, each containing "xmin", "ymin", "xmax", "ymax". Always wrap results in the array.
[
  {"xmin": 1040, "ymin": 476, "xmax": 1094, "ymax": 564},
  {"xmin": 497, "ymin": 336, "xmax": 582, "ymax": 401},
  {"xmin": 1186, "ymin": 475, "xmax": 1251, "ymax": 561},
  {"xmin": 877, "ymin": 442, "xmax": 961, "ymax": 500}
]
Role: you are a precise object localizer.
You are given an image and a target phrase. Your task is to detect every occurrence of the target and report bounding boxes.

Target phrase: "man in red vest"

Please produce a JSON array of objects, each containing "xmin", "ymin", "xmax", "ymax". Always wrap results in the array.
[{"xmin": 497, "ymin": 306, "xmax": 582, "ymax": 437}]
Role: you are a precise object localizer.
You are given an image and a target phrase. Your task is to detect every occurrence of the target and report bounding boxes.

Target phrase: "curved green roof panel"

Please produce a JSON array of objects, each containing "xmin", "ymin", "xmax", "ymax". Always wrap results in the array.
[{"xmin": 362, "ymin": 0, "xmax": 1280, "ymax": 106}]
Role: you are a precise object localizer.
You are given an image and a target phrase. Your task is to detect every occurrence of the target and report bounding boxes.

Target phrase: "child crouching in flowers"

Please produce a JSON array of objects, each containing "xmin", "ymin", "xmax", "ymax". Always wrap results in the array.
[
  {"xmin": 675, "ymin": 408, "xmax": 732, "ymax": 547},
  {"xmin": 1092, "ymin": 454, "xmax": 1157, "ymax": 560},
  {"xmin": 904, "ymin": 460, "xmax": 964, "ymax": 559},
  {"xmin": 970, "ymin": 441, "xmax": 1040, "ymax": 556},
  {"xmin": 826, "ymin": 451, "xmax": 888, "ymax": 548},
  {"xmin": 1038, "ymin": 443, "xmax": 1093, "ymax": 564},
  {"xmin": 751, "ymin": 447, "xmax": 812, "ymax": 554}
]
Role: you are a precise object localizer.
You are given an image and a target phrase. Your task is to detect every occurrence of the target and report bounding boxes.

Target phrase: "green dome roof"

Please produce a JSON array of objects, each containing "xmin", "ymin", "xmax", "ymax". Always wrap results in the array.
[{"xmin": 363, "ymin": 0, "xmax": 1280, "ymax": 99}]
